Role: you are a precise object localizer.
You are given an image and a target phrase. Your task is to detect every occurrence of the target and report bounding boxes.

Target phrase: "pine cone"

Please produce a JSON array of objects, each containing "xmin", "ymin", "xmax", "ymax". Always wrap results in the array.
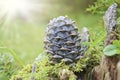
[{"xmin": 44, "ymin": 16, "xmax": 89, "ymax": 64}]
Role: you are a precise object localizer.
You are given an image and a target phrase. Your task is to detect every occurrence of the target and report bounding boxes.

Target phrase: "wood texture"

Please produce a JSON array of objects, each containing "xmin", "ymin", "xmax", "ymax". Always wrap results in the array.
[{"xmin": 92, "ymin": 3, "xmax": 120, "ymax": 80}]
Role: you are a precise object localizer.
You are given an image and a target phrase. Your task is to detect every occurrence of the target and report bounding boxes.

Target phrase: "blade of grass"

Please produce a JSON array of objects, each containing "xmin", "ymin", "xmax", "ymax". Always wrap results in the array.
[{"xmin": 0, "ymin": 41, "xmax": 24, "ymax": 67}]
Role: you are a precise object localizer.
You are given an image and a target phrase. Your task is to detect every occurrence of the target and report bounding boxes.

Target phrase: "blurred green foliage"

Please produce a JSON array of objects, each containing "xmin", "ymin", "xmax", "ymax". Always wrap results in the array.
[
  {"xmin": 87, "ymin": 0, "xmax": 120, "ymax": 15},
  {"xmin": 0, "ymin": 52, "xmax": 19, "ymax": 80},
  {"xmin": 1, "ymin": 0, "xmax": 120, "ymax": 80}
]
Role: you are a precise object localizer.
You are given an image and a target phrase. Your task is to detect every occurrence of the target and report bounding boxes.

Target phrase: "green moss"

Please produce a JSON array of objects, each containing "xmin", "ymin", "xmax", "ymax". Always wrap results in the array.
[{"xmin": 10, "ymin": 51, "xmax": 101, "ymax": 80}]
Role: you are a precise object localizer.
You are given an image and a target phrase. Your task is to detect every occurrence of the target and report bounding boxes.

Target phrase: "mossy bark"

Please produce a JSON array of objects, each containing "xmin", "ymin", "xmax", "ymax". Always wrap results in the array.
[{"xmin": 92, "ymin": 3, "xmax": 120, "ymax": 80}]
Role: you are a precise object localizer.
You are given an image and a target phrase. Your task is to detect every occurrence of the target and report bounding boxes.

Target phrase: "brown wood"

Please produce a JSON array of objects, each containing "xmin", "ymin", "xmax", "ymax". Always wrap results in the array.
[{"xmin": 92, "ymin": 3, "xmax": 120, "ymax": 80}]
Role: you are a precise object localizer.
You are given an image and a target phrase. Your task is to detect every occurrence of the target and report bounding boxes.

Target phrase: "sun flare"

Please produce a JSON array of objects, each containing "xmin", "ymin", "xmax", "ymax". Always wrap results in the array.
[{"xmin": 0, "ymin": 0, "xmax": 40, "ymax": 22}]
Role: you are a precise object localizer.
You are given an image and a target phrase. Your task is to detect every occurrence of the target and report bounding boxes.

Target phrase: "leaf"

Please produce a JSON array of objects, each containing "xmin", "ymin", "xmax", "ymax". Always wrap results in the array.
[
  {"xmin": 103, "ymin": 45, "xmax": 119, "ymax": 56},
  {"xmin": 113, "ymin": 40, "xmax": 120, "ymax": 47}
]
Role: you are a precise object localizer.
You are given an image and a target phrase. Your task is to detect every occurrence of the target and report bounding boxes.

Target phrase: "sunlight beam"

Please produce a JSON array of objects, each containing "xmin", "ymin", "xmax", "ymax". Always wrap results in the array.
[{"xmin": 0, "ymin": 0, "xmax": 41, "ymax": 22}]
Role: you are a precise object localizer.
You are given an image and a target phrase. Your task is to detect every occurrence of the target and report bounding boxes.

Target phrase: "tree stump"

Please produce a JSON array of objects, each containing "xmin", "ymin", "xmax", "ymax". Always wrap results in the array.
[{"xmin": 92, "ymin": 3, "xmax": 120, "ymax": 80}]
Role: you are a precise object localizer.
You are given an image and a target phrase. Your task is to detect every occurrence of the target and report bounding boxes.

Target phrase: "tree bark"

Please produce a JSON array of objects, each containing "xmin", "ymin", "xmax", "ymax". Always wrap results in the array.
[{"xmin": 92, "ymin": 3, "xmax": 120, "ymax": 80}]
